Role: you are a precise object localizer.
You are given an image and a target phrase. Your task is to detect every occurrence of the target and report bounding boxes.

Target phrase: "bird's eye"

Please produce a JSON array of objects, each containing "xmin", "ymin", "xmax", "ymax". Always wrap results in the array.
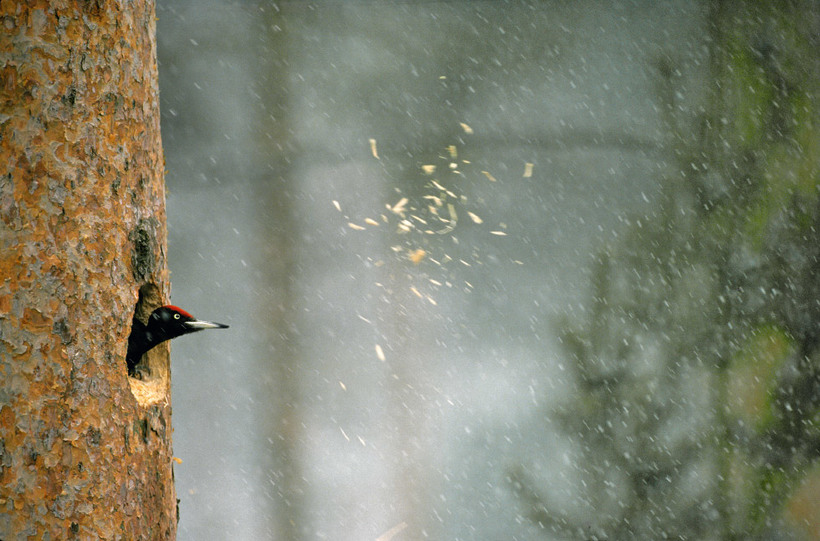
[{"xmin": 174, "ymin": 313, "xmax": 180, "ymax": 319}]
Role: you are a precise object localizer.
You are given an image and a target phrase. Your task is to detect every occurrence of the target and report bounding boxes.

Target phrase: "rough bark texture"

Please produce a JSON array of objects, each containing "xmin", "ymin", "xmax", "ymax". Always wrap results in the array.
[{"xmin": 0, "ymin": 1, "xmax": 176, "ymax": 539}]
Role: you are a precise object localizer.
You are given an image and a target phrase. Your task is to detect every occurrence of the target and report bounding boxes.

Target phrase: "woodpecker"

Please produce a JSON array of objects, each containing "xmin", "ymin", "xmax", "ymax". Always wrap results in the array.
[{"xmin": 126, "ymin": 305, "xmax": 229, "ymax": 376}]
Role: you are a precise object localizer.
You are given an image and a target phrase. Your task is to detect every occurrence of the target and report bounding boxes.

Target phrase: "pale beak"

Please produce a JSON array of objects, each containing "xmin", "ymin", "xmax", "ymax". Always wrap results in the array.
[{"xmin": 185, "ymin": 320, "xmax": 230, "ymax": 330}]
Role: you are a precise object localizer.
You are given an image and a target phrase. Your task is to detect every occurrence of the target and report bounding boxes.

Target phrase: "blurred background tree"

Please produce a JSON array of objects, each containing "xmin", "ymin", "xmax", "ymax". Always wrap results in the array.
[{"xmin": 511, "ymin": 1, "xmax": 820, "ymax": 539}]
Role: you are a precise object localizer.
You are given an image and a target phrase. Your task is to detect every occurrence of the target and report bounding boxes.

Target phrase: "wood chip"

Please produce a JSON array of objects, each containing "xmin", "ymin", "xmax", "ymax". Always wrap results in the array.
[
  {"xmin": 409, "ymin": 248, "xmax": 426, "ymax": 264},
  {"xmin": 459, "ymin": 122, "xmax": 473, "ymax": 134},
  {"xmin": 523, "ymin": 162, "xmax": 534, "ymax": 177},
  {"xmin": 369, "ymin": 138, "xmax": 379, "ymax": 159},
  {"xmin": 375, "ymin": 344, "xmax": 386, "ymax": 361},
  {"xmin": 390, "ymin": 197, "xmax": 408, "ymax": 214},
  {"xmin": 481, "ymin": 170, "xmax": 497, "ymax": 182}
]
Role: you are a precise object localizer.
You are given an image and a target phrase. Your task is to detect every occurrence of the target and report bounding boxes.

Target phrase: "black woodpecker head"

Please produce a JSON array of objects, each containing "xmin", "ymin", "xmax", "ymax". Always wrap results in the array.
[{"xmin": 126, "ymin": 305, "xmax": 229, "ymax": 376}]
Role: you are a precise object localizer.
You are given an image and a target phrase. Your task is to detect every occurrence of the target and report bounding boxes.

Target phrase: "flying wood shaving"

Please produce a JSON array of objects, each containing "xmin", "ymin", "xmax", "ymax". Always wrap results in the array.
[
  {"xmin": 409, "ymin": 248, "xmax": 426, "ymax": 264},
  {"xmin": 172, "ymin": 457, "xmax": 183, "ymax": 464},
  {"xmin": 430, "ymin": 179, "xmax": 457, "ymax": 199},
  {"xmin": 340, "ymin": 427, "xmax": 350, "ymax": 442},
  {"xmin": 348, "ymin": 222, "xmax": 366, "ymax": 231},
  {"xmin": 339, "ymin": 381, "xmax": 346, "ymax": 391},
  {"xmin": 376, "ymin": 522, "xmax": 409, "ymax": 541},
  {"xmin": 369, "ymin": 138, "xmax": 379, "ymax": 159},
  {"xmin": 365, "ymin": 218, "xmax": 379, "ymax": 226},
  {"xmin": 375, "ymin": 344, "xmax": 386, "ymax": 361},
  {"xmin": 523, "ymin": 162, "xmax": 534, "ymax": 177},
  {"xmin": 410, "ymin": 286, "xmax": 423, "ymax": 298},
  {"xmin": 490, "ymin": 230, "xmax": 508, "ymax": 236},
  {"xmin": 481, "ymin": 170, "xmax": 497, "ymax": 182},
  {"xmin": 390, "ymin": 197, "xmax": 408, "ymax": 214},
  {"xmin": 435, "ymin": 203, "xmax": 458, "ymax": 234},
  {"xmin": 333, "ymin": 200, "xmax": 341, "ymax": 211},
  {"xmin": 459, "ymin": 122, "xmax": 473, "ymax": 134},
  {"xmin": 468, "ymin": 211, "xmax": 483, "ymax": 224},
  {"xmin": 447, "ymin": 145, "xmax": 457, "ymax": 158},
  {"xmin": 421, "ymin": 164, "xmax": 436, "ymax": 174}
]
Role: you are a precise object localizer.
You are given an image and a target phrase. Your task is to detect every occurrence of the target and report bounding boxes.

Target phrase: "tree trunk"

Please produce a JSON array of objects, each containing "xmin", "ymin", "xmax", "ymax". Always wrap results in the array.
[{"xmin": 1, "ymin": 1, "xmax": 176, "ymax": 538}]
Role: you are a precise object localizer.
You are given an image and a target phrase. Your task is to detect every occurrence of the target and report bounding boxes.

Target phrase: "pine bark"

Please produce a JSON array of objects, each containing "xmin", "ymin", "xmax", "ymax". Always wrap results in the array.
[{"xmin": 1, "ymin": 1, "xmax": 176, "ymax": 538}]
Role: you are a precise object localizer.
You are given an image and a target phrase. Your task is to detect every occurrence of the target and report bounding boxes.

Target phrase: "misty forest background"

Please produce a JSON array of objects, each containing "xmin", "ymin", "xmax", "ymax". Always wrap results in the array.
[{"xmin": 155, "ymin": 1, "xmax": 819, "ymax": 539}]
